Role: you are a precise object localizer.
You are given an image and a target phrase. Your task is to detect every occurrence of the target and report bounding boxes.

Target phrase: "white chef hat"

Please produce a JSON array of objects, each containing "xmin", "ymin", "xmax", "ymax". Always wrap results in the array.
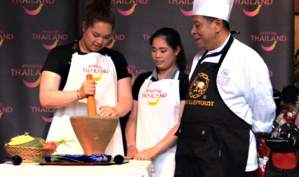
[{"xmin": 192, "ymin": 0, "xmax": 234, "ymax": 22}]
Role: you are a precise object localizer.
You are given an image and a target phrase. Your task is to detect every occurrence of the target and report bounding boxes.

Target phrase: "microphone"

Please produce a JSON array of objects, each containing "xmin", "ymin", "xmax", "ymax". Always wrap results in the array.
[
  {"xmin": 114, "ymin": 155, "xmax": 130, "ymax": 164},
  {"xmin": 231, "ymin": 30, "xmax": 240, "ymax": 35}
]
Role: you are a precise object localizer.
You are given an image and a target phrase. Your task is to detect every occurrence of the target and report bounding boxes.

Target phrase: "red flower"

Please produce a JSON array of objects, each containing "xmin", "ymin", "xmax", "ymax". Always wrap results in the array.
[{"xmin": 44, "ymin": 141, "xmax": 57, "ymax": 148}]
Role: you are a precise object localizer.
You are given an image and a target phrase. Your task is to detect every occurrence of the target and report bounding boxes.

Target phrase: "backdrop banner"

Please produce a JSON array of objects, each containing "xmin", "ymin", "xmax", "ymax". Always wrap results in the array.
[{"xmin": 0, "ymin": 0, "xmax": 294, "ymax": 162}]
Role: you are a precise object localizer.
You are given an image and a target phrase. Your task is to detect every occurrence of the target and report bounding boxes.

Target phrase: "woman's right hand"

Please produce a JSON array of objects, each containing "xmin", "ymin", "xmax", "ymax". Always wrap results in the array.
[
  {"xmin": 78, "ymin": 80, "xmax": 97, "ymax": 99},
  {"xmin": 127, "ymin": 146, "xmax": 139, "ymax": 159}
]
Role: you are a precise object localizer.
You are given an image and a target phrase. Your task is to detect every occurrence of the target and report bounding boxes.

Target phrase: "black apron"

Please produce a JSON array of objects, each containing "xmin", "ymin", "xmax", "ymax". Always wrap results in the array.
[{"xmin": 175, "ymin": 36, "xmax": 251, "ymax": 177}]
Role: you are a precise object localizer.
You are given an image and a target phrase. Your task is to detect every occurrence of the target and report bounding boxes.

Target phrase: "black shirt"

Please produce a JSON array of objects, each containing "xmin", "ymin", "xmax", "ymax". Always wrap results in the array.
[{"xmin": 42, "ymin": 41, "xmax": 130, "ymax": 90}]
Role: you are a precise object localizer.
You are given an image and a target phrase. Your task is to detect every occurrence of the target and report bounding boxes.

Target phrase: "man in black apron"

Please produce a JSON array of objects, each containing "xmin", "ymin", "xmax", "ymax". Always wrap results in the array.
[{"xmin": 174, "ymin": 0, "xmax": 276, "ymax": 177}]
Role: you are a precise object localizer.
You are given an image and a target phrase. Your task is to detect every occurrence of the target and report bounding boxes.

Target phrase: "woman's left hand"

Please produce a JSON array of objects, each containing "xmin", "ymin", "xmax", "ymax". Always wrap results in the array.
[
  {"xmin": 98, "ymin": 106, "xmax": 118, "ymax": 116},
  {"xmin": 134, "ymin": 147, "xmax": 159, "ymax": 160}
]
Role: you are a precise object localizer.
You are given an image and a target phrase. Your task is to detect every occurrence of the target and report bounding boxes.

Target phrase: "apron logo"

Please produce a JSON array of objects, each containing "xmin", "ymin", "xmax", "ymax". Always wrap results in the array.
[
  {"xmin": 217, "ymin": 69, "xmax": 231, "ymax": 87},
  {"xmin": 92, "ymin": 73, "xmax": 103, "ymax": 81},
  {"xmin": 221, "ymin": 69, "xmax": 229, "ymax": 77},
  {"xmin": 189, "ymin": 72, "xmax": 209, "ymax": 99},
  {"xmin": 148, "ymin": 96, "xmax": 160, "ymax": 106},
  {"xmin": 84, "ymin": 66, "xmax": 110, "ymax": 81},
  {"xmin": 142, "ymin": 89, "xmax": 167, "ymax": 106}
]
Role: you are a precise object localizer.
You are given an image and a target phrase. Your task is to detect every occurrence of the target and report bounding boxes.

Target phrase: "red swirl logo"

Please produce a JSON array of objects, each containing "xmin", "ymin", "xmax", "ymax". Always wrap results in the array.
[
  {"xmin": 180, "ymin": 8, "xmax": 192, "ymax": 16},
  {"xmin": 24, "ymin": 2, "xmax": 43, "ymax": 15},
  {"xmin": 23, "ymin": 76, "xmax": 41, "ymax": 88},
  {"xmin": 117, "ymin": 2, "xmax": 137, "ymax": 16},
  {"xmin": 42, "ymin": 115, "xmax": 53, "ymax": 122},
  {"xmin": 42, "ymin": 38, "xmax": 59, "ymax": 50},
  {"xmin": 261, "ymin": 39, "xmax": 277, "ymax": 52}
]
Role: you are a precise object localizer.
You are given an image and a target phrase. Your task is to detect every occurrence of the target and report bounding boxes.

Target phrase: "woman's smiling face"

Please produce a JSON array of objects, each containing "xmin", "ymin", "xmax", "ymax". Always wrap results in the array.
[{"xmin": 151, "ymin": 36, "xmax": 179, "ymax": 72}]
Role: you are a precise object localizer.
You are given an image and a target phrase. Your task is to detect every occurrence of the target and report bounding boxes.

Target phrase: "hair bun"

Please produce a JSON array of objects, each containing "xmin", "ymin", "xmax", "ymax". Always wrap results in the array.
[{"xmin": 84, "ymin": 0, "xmax": 115, "ymax": 29}]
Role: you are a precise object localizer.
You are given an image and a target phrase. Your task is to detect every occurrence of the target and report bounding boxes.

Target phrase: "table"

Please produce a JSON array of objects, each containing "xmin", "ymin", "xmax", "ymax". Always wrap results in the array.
[{"xmin": 0, "ymin": 160, "xmax": 152, "ymax": 177}]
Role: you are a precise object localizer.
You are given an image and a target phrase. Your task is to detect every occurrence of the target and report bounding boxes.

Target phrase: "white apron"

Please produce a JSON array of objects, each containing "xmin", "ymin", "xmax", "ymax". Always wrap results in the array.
[
  {"xmin": 46, "ymin": 52, "xmax": 124, "ymax": 156},
  {"xmin": 136, "ymin": 71, "xmax": 180, "ymax": 177}
]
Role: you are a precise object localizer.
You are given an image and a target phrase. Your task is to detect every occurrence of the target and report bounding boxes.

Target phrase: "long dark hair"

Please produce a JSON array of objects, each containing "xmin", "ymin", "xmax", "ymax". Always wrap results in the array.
[
  {"xmin": 149, "ymin": 27, "xmax": 186, "ymax": 72},
  {"xmin": 84, "ymin": 0, "xmax": 116, "ymax": 30}
]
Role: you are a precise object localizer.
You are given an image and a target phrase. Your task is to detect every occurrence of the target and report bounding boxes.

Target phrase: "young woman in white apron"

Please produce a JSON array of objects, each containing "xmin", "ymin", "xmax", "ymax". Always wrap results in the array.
[
  {"xmin": 125, "ymin": 27, "xmax": 189, "ymax": 177},
  {"xmin": 39, "ymin": 0, "xmax": 132, "ymax": 157}
]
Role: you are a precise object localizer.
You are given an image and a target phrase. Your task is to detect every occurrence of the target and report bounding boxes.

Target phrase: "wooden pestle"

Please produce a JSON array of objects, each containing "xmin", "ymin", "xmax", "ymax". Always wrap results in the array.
[
  {"xmin": 86, "ymin": 74, "xmax": 97, "ymax": 116},
  {"xmin": 70, "ymin": 74, "xmax": 119, "ymax": 155}
]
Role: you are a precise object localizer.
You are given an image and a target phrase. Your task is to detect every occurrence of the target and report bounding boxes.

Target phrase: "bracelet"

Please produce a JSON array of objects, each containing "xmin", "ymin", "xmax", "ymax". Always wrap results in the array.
[
  {"xmin": 76, "ymin": 90, "xmax": 81, "ymax": 99},
  {"xmin": 127, "ymin": 145, "xmax": 135, "ymax": 151}
]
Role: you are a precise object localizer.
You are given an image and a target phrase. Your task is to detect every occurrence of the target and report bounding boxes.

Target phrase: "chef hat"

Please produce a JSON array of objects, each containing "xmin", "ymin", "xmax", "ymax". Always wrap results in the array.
[{"xmin": 192, "ymin": 0, "xmax": 234, "ymax": 21}]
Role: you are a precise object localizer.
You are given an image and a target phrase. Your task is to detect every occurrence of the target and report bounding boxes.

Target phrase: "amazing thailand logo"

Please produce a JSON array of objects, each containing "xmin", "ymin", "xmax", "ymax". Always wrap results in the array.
[
  {"xmin": 250, "ymin": 31, "xmax": 287, "ymax": 52},
  {"xmin": 111, "ymin": 0, "xmax": 148, "ymax": 16},
  {"xmin": 82, "ymin": 65, "xmax": 110, "ymax": 82},
  {"xmin": 12, "ymin": 0, "xmax": 55, "ymax": 16},
  {"xmin": 168, "ymin": 0, "xmax": 193, "ymax": 16},
  {"xmin": 10, "ymin": 64, "xmax": 42, "ymax": 88},
  {"xmin": 32, "ymin": 30, "xmax": 68, "ymax": 50},
  {"xmin": 142, "ymin": 89, "xmax": 167, "ymax": 106},
  {"xmin": 235, "ymin": 0, "xmax": 273, "ymax": 17}
]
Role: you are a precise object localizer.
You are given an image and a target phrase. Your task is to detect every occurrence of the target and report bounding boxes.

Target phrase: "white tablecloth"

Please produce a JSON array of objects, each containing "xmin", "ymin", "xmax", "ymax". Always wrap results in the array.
[{"xmin": 0, "ymin": 160, "xmax": 152, "ymax": 177}]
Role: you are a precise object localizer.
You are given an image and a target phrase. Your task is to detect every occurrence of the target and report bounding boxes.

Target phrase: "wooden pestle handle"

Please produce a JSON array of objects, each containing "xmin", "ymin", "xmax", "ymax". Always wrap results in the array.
[{"xmin": 86, "ymin": 74, "xmax": 97, "ymax": 116}]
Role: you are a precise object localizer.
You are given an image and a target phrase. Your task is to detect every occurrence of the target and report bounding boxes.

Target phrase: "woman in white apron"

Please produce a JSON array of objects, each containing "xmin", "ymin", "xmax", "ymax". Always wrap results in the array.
[
  {"xmin": 39, "ymin": 0, "xmax": 132, "ymax": 157},
  {"xmin": 125, "ymin": 28, "xmax": 189, "ymax": 177}
]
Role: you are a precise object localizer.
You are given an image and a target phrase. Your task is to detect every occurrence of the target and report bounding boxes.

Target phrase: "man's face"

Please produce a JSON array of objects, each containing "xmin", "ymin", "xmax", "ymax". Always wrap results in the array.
[{"xmin": 191, "ymin": 15, "xmax": 217, "ymax": 50}]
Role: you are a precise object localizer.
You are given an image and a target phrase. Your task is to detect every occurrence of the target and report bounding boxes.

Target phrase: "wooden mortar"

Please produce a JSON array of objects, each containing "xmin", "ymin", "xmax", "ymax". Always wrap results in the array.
[{"xmin": 70, "ymin": 74, "xmax": 119, "ymax": 155}]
